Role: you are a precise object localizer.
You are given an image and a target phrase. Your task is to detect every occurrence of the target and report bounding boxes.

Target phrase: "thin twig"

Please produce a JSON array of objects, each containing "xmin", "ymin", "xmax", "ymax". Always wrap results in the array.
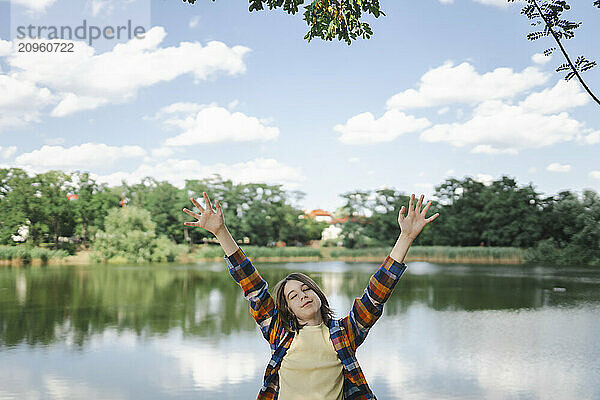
[{"xmin": 531, "ymin": 0, "xmax": 600, "ymax": 106}]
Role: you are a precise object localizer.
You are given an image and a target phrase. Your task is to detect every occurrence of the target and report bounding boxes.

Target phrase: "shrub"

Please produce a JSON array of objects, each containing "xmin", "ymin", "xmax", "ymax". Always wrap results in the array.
[{"xmin": 152, "ymin": 236, "xmax": 187, "ymax": 263}]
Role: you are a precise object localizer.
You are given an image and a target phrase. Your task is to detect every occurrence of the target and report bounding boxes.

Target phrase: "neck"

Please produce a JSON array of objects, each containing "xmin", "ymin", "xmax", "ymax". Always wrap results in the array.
[{"xmin": 299, "ymin": 312, "xmax": 323, "ymax": 327}]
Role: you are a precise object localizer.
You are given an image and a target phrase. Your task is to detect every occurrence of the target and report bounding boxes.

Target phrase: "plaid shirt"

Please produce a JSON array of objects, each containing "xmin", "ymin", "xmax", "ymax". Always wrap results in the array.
[{"xmin": 225, "ymin": 247, "xmax": 407, "ymax": 400}]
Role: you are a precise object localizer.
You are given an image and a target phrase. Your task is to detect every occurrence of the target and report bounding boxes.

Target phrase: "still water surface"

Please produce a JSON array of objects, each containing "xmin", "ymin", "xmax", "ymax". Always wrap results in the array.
[{"xmin": 1, "ymin": 260, "xmax": 599, "ymax": 399}]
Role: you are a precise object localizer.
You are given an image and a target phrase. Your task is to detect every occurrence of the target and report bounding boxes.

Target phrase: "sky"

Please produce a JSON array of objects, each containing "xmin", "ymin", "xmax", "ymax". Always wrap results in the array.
[{"xmin": 0, "ymin": 0, "xmax": 599, "ymax": 213}]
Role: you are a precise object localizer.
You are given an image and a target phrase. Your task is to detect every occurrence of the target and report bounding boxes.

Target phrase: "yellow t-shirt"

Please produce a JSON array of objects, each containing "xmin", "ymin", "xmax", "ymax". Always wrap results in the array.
[{"xmin": 278, "ymin": 323, "xmax": 344, "ymax": 400}]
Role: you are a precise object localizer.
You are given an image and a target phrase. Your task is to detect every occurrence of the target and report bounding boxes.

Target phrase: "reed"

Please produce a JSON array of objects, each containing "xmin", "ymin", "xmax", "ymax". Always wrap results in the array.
[
  {"xmin": 329, "ymin": 247, "xmax": 389, "ymax": 258},
  {"xmin": 406, "ymin": 246, "xmax": 523, "ymax": 261},
  {"xmin": 194, "ymin": 245, "xmax": 523, "ymax": 263},
  {"xmin": 194, "ymin": 245, "xmax": 322, "ymax": 259},
  {"xmin": 0, "ymin": 246, "xmax": 69, "ymax": 263}
]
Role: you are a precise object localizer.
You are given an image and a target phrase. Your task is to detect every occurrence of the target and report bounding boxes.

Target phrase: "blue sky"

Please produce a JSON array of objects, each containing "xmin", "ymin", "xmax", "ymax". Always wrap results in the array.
[{"xmin": 0, "ymin": 0, "xmax": 599, "ymax": 212}]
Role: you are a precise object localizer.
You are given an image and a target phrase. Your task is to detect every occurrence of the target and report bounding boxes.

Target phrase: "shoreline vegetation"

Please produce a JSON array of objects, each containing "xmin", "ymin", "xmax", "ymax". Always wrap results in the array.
[
  {"xmin": 2, "ymin": 171, "xmax": 598, "ymax": 267},
  {"xmin": 0, "ymin": 245, "xmax": 525, "ymax": 266},
  {"xmin": 193, "ymin": 245, "xmax": 524, "ymax": 264}
]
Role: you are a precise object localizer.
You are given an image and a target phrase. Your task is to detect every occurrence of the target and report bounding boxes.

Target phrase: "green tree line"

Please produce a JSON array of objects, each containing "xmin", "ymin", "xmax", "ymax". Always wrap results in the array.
[
  {"xmin": 339, "ymin": 176, "xmax": 600, "ymax": 265},
  {"xmin": 1, "ymin": 168, "xmax": 598, "ymax": 265}
]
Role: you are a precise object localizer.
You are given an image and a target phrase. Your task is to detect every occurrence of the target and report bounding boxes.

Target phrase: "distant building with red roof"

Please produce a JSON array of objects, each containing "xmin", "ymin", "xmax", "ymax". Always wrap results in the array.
[
  {"xmin": 329, "ymin": 217, "xmax": 348, "ymax": 225},
  {"xmin": 306, "ymin": 209, "xmax": 333, "ymax": 223}
]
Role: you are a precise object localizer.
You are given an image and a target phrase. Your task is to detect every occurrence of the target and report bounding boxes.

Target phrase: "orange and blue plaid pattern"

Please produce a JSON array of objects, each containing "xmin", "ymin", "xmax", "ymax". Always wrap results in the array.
[{"xmin": 225, "ymin": 247, "xmax": 407, "ymax": 400}]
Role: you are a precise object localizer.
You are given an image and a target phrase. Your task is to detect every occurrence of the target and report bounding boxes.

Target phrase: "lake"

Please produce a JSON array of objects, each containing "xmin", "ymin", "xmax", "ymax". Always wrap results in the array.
[{"xmin": 1, "ymin": 259, "xmax": 599, "ymax": 399}]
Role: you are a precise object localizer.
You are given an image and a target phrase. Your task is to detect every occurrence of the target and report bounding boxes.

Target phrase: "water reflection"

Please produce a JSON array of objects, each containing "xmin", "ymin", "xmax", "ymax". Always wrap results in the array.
[{"xmin": 1, "ymin": 261, "xmax": 599, "ymax": 399}]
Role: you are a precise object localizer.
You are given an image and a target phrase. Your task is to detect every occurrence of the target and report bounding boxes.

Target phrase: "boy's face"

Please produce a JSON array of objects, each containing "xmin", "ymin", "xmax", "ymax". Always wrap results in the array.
[{"xmin": 283, "ymin": 279, "xmax": 322, "ymax": 323}]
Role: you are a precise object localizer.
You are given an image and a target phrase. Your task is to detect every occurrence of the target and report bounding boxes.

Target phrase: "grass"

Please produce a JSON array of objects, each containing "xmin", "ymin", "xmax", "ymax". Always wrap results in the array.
[
  {"xmin": 405, "ymin": 246, "xmax": 523, "ymax": 263},
  {"xmin": 194, "ymin": 245, "xmax": 524, "ymax": 264},
  {"xmin": 0, "ymin": 244, "xmax": 525, "ymax": 266},
  {"xmin": 0, "ymin": 245, "xmax": 69, "ymax": 263},
  {"xmin": 194, "ymin": 245, "xmax": 322, "ymax": 260},
  {"xmin": 329, "ymin": 247, "xmax": 390, "ymax": 258}
]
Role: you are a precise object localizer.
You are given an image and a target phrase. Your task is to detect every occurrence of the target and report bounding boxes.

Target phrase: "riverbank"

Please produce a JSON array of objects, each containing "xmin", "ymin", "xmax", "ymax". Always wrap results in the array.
[
  {"xmin": 193, "ymin": 245, "xmax": 525, "ymax": 264},
  {"xmin": 0, "ymin": 245, "xmax": 525, "ymax": 266}
]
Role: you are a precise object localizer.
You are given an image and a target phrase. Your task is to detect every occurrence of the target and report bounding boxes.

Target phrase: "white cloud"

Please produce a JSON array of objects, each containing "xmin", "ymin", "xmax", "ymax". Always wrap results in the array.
[
  {"xmin": 0, "ymin": 146, "xmax": 17, "ymax": 159},
  {"xmin": 44, "ymin": 137, "xmax": 65, "ymax": 145},
  {"xmin": 580, "ymin": 131, "xmax": 600, "ymax": 144},
  {"xmin": 348, "ymin": 157, "xmax": 360, "ymax": 163},
  {"xmin": 546, "ymin": 163, "xmax": 571, "ymax": 173},
  {"xmin": 189, "ymin": 16, "xmax": 201, "ymax": 29},
  {"xmin": 0, "ymin": 74, "xmax": 55, "ymax": 131},
  {"xmin": 335, "ymin": 109, "xmax": 431, "ymax": 145},
  {"xmin": 227, "ymin": 99, "xmax": 239, "ymax": 110},
  {"xmin": 439, "ymin": 0, "xmax": 454, "ymax": 4},
  {"xmin": 150, "ymin": 147, "xmax": 176, "ymax": 158},
  {"xmin": 475, "ymin": 174, "xmax": 494, "ymax": 186},
  {"xmin": 532, "ymin": 53, "xmax": 552, "ymax": 65},
  {"xmin": 437, "ymin": 107, "xmax": 450, "ymax": 115},
  {"xmin": 471, "ymin": 145, "xmax": 518, "ymax": 155},
  {"xmin": 5, "ymin": 27, "xmax": 250, "ymax": 117},
  {"xmin": 472, "ymin": 0, "xmax": 510, "ymax": 8},
  {"xmin": 0, "ymin": 40, "xmax": 11, "ymax": 57},
  {"xmin": 446, "ymin": 169, "xmax": 455, "ymax": 175},
  {"xmin": 12, "ymin": 0, "xmax": 57, "ymax": 14},
  {"xmin": 420, "ymin": 100, "xmax": 582, "ymax": 154},
  {"xmin": 150, "ymin": 102, "xmax": 215, "ymax": 120},
  {"xmin": 528, "ymin": 167, "xmax": 538, "ymax": 174},
  {"xmin": 94, "ymin": 158, "xmax": 305, "ymax": 189},
  {"xmin": 50, "ymin": 93, "xmax": 109, "ymax": 117},
  {"xmin": 520, "ymin": 79, "xmax": 588, "ymax": 114},
  {"xmin": 589, "ymin": 171, "xmax": 600, "ymax": 180},
  {"xmin": 386, "ymin": 61, "xmax": 548, "ymax": 110},
  {"xmin": 161, "ymin": 105, "xmax": 279, "ymax": 145},
  {"xmin": 90, "ymin": 0, "xmax": 115, "ymax": 17},
  {"xmin": 15, "ymin": 143, "xmax": 146, "ymax": 169}
]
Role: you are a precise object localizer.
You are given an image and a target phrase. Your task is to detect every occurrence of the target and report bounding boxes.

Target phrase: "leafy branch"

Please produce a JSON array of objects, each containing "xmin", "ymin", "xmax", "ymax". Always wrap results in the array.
[
  {"xmin": 181, "ymin": 0, "xmax": 385, "ymax": 45},
  {"xmin": 510, "ymin": 0, "xmax": 599, "ymax": 106}
]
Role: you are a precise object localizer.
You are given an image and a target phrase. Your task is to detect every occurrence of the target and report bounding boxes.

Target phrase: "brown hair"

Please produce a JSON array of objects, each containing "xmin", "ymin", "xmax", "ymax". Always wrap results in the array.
[{"xmin": 274, "ymin": 272, "xmax": 335, "ymax": 333}]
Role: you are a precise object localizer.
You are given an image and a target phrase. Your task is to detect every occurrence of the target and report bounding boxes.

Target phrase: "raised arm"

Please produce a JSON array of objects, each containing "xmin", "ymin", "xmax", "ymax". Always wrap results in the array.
[
  {"xmin": 183, "ymin": 193, "xmax": 277, "ymax": 343},
  {"xmin": 391, "ymin": 193, "xmax": 439, "ymax": 263},
  {"xmin": 343, "ymin": 193, "xmax": 439, "ymax": 350},
  {"xmin": 183, "ymin": 192, "xmax": 238, "ymax": 256}
]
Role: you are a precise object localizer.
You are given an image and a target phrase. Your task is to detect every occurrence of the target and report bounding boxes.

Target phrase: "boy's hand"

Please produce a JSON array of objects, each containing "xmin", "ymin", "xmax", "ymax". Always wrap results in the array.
[
  {"xmin": 183, "ymin": 192, "xmax": 226, "ymax": 236},
  {"xmin": 398, "ymin": 194, "xmax": 439, "ymax": 240}
]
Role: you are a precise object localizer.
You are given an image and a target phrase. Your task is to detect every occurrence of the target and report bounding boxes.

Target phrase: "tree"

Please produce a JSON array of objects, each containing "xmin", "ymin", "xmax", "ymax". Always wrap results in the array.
[
  {"xmin": 479, "ymin": 177, "xmax": 542, "ymax": 247},
  {"xmin": 185, "ymin": 175, "xmax": 247, "ymax": 244},
  {"xmin": 93, "ymin": 206, "xmax": 182, "ymax": 263},
  {"xmin": 0, "ymin": 169, "xmax": 77, "ymax": 247},
  {"xmin": 364, "ymin": 188, "xmax": 411, "ymax": 247},
  {"xmin": 526, "ymin": 189, "xmax": 600, "ymax": 265},
  {"xmin": 185, "ymin": 175, "xmax": 317, "ymax": 245},
  {"xmin": 431, "ymin": 178, "xmax": 488, "ymax": 246},
  {"xmin": 121, "ymin": 177, "xmax": 188, "ymax": 243},
  {"xmin": 182, "ymin": 0, "xmax": 385, "ymax": 45},
  {"xmin": 510, "ymin": 0, "xmax": 599, "ymax": 106},
  {"xmin": 94, "ymin": 206, "xmax": 157, "ymax": 262},
  {"xmin": 338, "ymin": 190, "xmax": 371, "ymax": 248},
  {"xmin": 0, "ymin": 168, "xmax": 31, "ymax": 245},
  {"xmin": 71, "ymin": 172, "xmax": 120, "ymax": 248},
  {"xmin": 35, "ymin": 171, "xmax": 76, "ymax": 248}
]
